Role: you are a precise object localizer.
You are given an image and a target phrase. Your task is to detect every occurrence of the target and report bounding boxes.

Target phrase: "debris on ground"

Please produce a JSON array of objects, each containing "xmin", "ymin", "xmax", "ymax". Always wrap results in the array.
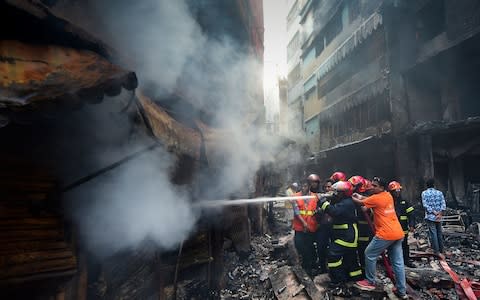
[{"xmin": 219, "ymin": 203, "xmax": 480, "ymax": 299}]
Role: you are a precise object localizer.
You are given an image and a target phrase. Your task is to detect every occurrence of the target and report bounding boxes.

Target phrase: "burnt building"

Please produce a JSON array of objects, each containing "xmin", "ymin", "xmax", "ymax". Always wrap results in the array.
[
  {"xmin": 0, "ymin": 1, "xmax": 264, "ymax": 299},
  {"xmin": 286, "ymin": 0, "xmax": 480, "ymax": 209}
]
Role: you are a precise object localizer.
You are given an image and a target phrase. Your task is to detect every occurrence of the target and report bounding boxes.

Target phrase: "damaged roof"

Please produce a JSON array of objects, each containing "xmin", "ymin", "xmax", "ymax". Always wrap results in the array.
[
  {"xmin": 0, "ymin": 40, "xmax": 136, "ymax": 107},
  {"xmin": 0, "ymin": 0, "xmax": 137, "ymax": 124}
]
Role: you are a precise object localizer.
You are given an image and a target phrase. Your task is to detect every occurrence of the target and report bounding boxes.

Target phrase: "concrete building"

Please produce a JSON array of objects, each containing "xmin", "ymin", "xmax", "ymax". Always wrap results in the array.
[
  {"xmin": 286, "ymin": 0, "xmax": 307, "ymax": 139},
  {"xmin": 287, "ymin": 0, "xmax": 480, "ymax": 210},
  {"xmin": 278, "ymin": 77, "xmax": 289, "ymax": 136}
]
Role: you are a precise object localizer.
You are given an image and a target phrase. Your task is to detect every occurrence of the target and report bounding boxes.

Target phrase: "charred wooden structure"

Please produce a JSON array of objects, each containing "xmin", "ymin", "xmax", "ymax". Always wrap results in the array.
[
  {"xmin": 1, "ymin": 1, "xmax": 264, "ymax": 299},
  {"xmin": 285, "ymin": 0, "xmax": 480, "ymax": 210}
]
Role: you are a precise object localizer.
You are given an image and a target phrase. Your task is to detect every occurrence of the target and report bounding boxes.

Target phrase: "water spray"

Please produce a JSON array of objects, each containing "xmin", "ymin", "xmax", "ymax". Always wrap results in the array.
[{"xmin": 194, "ymin": 193, "xmax": 332, "ymax": 208}]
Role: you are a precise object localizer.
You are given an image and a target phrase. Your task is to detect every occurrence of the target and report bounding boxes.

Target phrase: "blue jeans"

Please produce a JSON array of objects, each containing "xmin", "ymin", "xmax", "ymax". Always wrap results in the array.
[
  {"xmin": 426, "ymin": 220, "xmax": 444, "ymax": 254},
  {"xmin": 364, "ymin": 236, "xmax": 406, "ymax": 296}
]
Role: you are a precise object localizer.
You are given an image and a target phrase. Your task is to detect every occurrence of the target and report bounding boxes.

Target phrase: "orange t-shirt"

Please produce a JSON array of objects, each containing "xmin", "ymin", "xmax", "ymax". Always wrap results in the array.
[{"xmin": 363, "ymin": 191, "xmax": 404, "ymax": 240}]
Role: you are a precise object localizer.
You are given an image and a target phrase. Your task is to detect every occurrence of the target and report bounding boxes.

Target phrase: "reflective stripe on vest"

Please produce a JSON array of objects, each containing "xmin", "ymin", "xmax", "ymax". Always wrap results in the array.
[
  {"xmin": 400, "ymin": 215, "xmax": 408, "ymax": 220},
  {"xmin": 321, "ymin": 201, "xmax": 330, "ymax": 211},
  {"xmin": 334, "ymin": 223, "xmax": 358, "ymax": 248},
  {"xmin": 328, "ymin": 258, "xmax": 343, "ymax": 268},
  {"xmin": 349, "ymin": 269, "xmax": 362, "ymax": 277},
  {"xmin": 332, "ymin": 224, "xmax": 348, "ymax": 230},
  {"xmin": 358, "ymin": 220, "xmax": 368, "ymax": 225},
  {"xmin": 299, "ymin": 210, "xmax": 314, "ymax": 216},
  {"xmin": 406, "ymin": 206, "xmax": 414, "ymax": 213},
  {"xmin": 358, "ymin": 236, "xmax": 370, "ymax": 242}
]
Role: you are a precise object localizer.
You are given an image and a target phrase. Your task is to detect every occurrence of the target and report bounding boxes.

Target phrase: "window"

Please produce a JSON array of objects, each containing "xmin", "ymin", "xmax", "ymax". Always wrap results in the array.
[
  {"xmin": 302, "ymin": 46, "xmax": 316, "ymax": 67},
  {"xmin": 324, "ymin": 8, "xmax": 343, "ymax": 46},
  {"xmin": 314, "ymin": 34, "xmax": 325, "ymax": 57},
  {"xmin": 349, "ymin": 0, "xmax": 360, "ymax": 23},
  {"xmin": 287, "ymin": 32, "xmax": 300, "ymax": 61},
  {"xmin": 287, "ymin": 0, "xmax": 299, "ymax": 30},
  {"xmin": 288, "ymin": 64, "xmax": 301, "ymax": 87},
  {"xmin": 416, "ymin": 0, "xmax": 445, "ymax": 42},
  {"xmin": 305, "ymin": 115, "xmax": 319, "ymax": 136}
]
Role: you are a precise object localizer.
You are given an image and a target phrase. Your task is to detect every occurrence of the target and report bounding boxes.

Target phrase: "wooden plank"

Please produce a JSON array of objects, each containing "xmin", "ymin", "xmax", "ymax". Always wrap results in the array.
[
  {"xmin": 0, "ymin": 256, "xmax": 77, "ymax": 280},
  {"xmin": 292, "ymin": 265, "xmax": 324, "ymax": 299},
  {"xmin": 0, "ymin": 217, "xmax": 61, "ymax": 229},
  {"xmin": 0, "ymin": 240, "xmax": 70, "ymax": 255},
  {"xmin": 0, "ymin": 229, "xmax": 64, "ymax": 241},
  {"xmin": 0, "ymin": 249, "xmax": 74, "ymax": 268},
  {"xmin": 0, "ymin": 269, "xmax": 77, "ymax": 285},
  {"xmin": 0, "ymin": 192, "xmax": 50, "ymax": 202}
]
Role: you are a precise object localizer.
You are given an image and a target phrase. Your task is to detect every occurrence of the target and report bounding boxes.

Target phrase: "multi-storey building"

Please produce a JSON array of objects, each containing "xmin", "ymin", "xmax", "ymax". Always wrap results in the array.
[
  {"xmin": 286, "ymin": 0, "xmax": 307, "ymax": 139},
  {"xmin": 278, "ymin": 77, "xmax": 289, "ymax": 135},
  {"xmin": 287, "ymin": 0, "xmax": 480, "ymax": 208}
]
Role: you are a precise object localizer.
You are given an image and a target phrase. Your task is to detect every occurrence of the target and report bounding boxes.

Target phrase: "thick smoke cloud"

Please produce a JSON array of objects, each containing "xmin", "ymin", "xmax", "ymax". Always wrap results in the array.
[
  {"xmin": 67, "ymin": 150, "xmax": 195, "ymax": 258},
  {"xmin": 62, "ymin": 0, "xmax": 289, "ymax": 257}
]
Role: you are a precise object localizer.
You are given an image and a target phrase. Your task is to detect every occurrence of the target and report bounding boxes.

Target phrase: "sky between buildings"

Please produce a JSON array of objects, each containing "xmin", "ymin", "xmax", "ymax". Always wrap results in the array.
[{"xmin": 263, "ymin": 0, "xmax": 289, "ymax": 122}]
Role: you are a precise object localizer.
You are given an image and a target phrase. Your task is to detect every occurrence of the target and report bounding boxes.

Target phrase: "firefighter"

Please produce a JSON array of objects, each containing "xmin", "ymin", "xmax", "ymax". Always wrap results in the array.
[
  {"xmin": 292, "ymin": 176, "xmax": 319, "ymax": 276},
  {"xmin": 314, "ymin": 177, "xmax": 334, "ymax": 274},
  {"xmin": 349, "ymin": 176, "xmax": 374, "ymax": 273},
  {"xmin": 388, "ymin": 181, "xmax": 416, "ymax": 268},
  {"xmin": 318, "ymin": 181, "xmax": 362, "ymax": 289},
  {"xmin": 330, "ymin": 171, "xmax": 347, "ymax": 183}
]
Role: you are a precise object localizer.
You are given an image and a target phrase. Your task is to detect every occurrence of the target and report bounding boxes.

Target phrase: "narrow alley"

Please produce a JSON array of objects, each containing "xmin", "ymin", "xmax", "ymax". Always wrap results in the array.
[{"xmin": 1, "ymin": 0, "xmax": 480, "ymax": 299}]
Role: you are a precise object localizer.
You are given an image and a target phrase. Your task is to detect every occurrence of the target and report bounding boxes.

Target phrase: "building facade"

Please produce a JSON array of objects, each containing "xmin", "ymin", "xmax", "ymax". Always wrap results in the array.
[
  {"xmin": 286, "ymin": 0, "xmax": 307, "ymax": 139},
  {"xmin": 286, "ymin": 0, "xmax": 480, "ymax": 209}
]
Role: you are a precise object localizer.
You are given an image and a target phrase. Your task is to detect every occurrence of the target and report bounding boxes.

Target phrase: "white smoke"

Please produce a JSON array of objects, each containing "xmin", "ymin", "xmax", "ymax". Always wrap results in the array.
[
  {"xmin": 67, "ymin": 149, "xmax": 196, "ymax": 257},
  {"xmin": 61, "ymin": 0, "xmax": 289, "ymax": 257}
]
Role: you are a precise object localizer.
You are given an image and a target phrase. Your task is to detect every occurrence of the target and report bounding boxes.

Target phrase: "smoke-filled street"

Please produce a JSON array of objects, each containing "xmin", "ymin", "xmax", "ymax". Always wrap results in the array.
[{"xmin": 1, "ymin": 0, "xmax": 480, "ymax": 299}]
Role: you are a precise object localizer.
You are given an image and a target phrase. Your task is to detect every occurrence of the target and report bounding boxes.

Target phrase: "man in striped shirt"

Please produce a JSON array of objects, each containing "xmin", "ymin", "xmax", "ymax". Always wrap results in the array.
[{"xmin": 421, "ymin": 178, "xmax": 446, "ymax": 259}]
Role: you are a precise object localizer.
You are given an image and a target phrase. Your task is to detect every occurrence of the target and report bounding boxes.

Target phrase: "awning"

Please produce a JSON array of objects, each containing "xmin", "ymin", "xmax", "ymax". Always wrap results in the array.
[
  {"xmin": 136, "ymin": 91, "xmax": 202, "ymax": 160},
  {"xmin": 0, "ymin": 1, "xmax": 138, "ymax": 126},
  {"xmin": 407, "ymin": 117, "xmax": 480, "ymax": 136},
  {"xmin": 318, "ymin": 75, "xmax": 389, "ymax": 121},
  {"xmin": 313, "ymin": 12, "xmax": 383, "ymax": 80},
  {"xmin": 0, "ymin": 40, "xmax": 137, "ymax": 107}
]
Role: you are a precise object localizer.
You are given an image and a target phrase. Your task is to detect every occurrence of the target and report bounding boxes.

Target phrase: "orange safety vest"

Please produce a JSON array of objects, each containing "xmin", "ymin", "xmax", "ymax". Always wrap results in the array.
[{"xmin": 292, "ymin": 191, "xmax": 318, "ymax": 232}]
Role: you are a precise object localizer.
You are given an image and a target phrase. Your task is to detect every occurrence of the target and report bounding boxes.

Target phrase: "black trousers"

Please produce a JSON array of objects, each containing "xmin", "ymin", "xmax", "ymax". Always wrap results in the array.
[
  {"xmin": 315, "ymin": 227, "xmax": 331, "ymax": 273},
  {"xmin": 327, "ymin": 242, "xmax": 363, "ymax": 284},
  {"xmin": 294, "ymin": 231, "xmax": 316, "ymax": 275}
]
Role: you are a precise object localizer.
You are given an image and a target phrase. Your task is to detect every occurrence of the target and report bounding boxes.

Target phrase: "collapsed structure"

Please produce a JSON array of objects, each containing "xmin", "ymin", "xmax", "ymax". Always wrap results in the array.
[{"xmin": 0, "ymin": 1, "xmax": 266, "ymax": 299}]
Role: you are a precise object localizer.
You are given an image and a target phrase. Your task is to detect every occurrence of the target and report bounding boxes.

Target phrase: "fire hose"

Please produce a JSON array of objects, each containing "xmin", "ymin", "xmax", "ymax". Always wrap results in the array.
[
  {"xmin": 438, "ymin": 259, "xmax": 478, "ymax": 300},
  {"xmin": 360, "ymin": 208, "xmax": 419, "ymax": 298}
]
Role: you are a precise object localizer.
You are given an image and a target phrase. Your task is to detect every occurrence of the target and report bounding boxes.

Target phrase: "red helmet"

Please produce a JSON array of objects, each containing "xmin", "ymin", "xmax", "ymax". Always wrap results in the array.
[
  {"xmin": 388, "ymin": 181, "xmax": 402, "ymax": 191},
  {"xmin": 363, "ymin": 179, "xmax": 373, "ymax": 191},
  {"xmin": 330, "ymin": 172, "xmax": 346, "ymax": 183},
  {"xmin": 349, "ymin": 175, "xmax": 366, "ymax": 193},
  {"xmin": 331, "ymin": 181, "xmax": 353, "ymax": 197},
  {"xmin": 349, "ymin": 175, "xmax": 365, "ymax": 186},
  {"xmin": 307, "ymin": 173, "xmax": 320, "ymax": 182}
]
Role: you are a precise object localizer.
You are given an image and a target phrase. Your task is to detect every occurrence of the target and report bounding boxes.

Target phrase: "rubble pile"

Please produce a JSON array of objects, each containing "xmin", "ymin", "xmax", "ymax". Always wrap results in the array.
[
  {"xmin": 220, "ymin": 235, "xmax": 281, "ymax": 300},
  {"xmin": 220, "ymin": 205, "xmax": 480, "ymax": 299}
]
